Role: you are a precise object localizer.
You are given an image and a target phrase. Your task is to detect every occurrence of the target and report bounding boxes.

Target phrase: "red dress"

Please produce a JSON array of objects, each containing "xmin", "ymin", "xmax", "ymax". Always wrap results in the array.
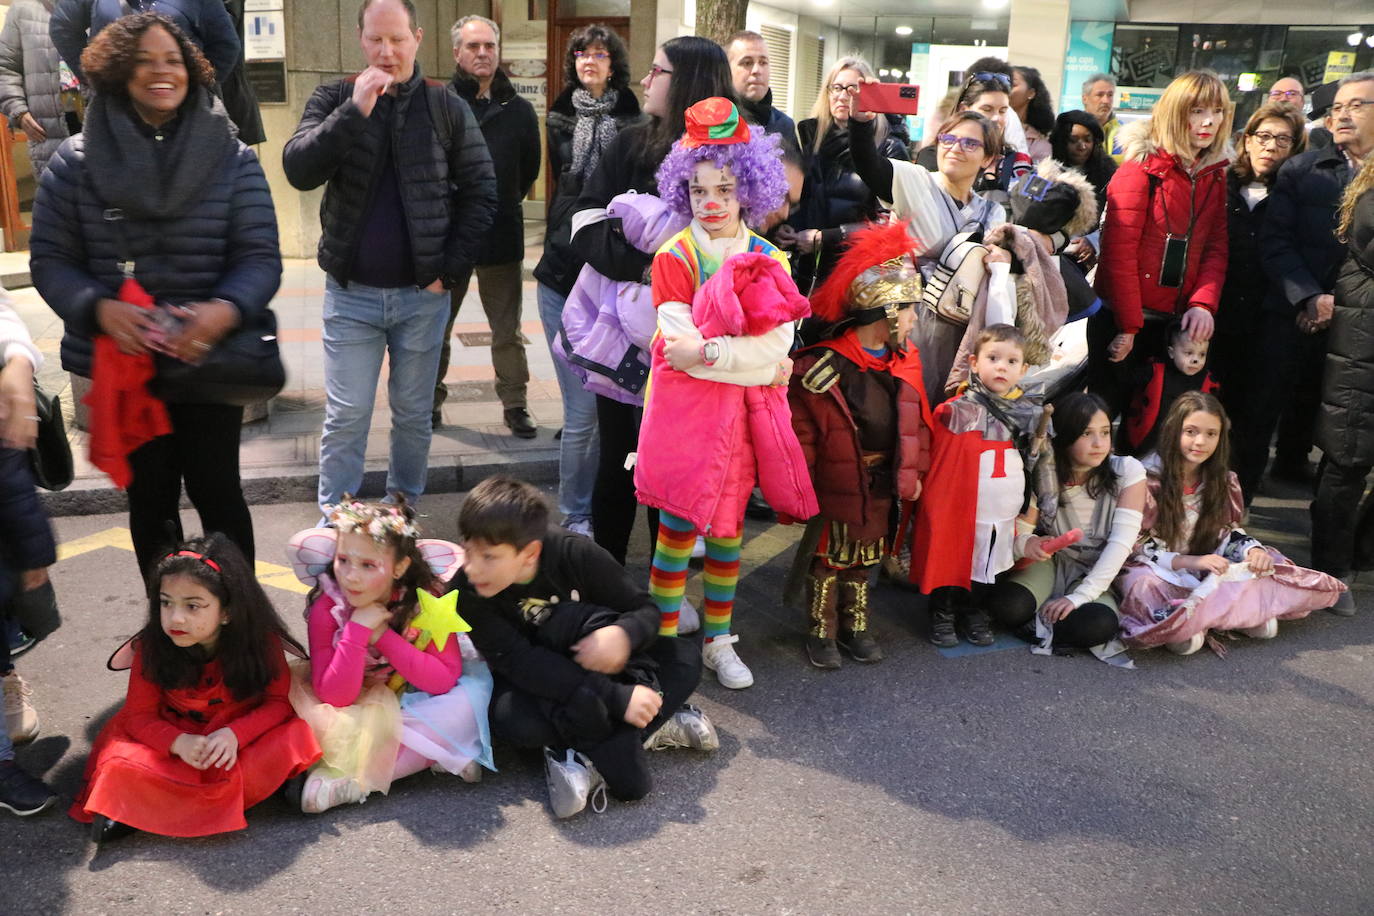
[{"xmin": 70, "ymin": 643, "xmax": 321, "ymax": 837}]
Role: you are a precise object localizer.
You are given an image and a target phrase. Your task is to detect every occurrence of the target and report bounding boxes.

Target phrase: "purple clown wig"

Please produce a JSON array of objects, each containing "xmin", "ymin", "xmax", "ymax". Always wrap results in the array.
[{"xmin": 655, "ymin": 123, "xmax": 789, "ymax": 229}]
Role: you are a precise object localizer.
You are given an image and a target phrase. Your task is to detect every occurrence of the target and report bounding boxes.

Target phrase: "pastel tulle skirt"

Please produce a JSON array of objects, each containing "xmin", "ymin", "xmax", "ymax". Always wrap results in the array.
[
  {"xmin": 288, "ymin": 650, "xmax": 494, "ymax": 796},
  {"xmin": 1116, "ymin": 548, "xmax": 1345, "ymax": 649}
]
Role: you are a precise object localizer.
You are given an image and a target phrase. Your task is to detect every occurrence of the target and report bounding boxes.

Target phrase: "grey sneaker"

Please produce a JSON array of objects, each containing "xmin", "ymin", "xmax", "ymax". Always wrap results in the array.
[
  {"xmin": 543, "ymin": 747, "xmax": 607, "ymax": 819},
  {"xmin": 1329, "ymin": 587, "xmax": 1356, "ymax": 617},
  {"xmin": 644, "ymin": 704, "xmax": 720, "ymax": 751}
]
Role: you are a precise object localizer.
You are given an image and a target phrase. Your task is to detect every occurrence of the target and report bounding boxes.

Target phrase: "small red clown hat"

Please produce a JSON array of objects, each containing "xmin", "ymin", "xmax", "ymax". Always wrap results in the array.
[{"xmin": 681, "ymin": 97, "xmax": 751, "ymax": 148}]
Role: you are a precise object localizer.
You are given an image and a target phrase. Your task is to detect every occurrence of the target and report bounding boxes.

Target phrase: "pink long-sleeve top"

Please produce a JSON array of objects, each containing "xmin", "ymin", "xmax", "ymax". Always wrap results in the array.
[{"xmin": 306, "ymin": 591, "xmax": 462, "ymax": 707}]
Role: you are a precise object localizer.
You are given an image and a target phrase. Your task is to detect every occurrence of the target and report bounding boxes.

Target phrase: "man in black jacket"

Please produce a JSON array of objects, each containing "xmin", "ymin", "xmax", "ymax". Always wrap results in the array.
[
  {"xmin": 724, "ymin": 30, "xmax": 795, "ymax": 146},
  {"xmin": 434, "ymin": 15, "xmax": 541, "ymax": 438},
  {"xmin": 283, "ymin": 0, "xmax": 496, "ymax": 516}
]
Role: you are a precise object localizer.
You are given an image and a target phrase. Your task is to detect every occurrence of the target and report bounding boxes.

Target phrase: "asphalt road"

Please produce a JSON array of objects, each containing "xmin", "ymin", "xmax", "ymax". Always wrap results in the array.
[{"xmin": 3, "ymin": 481, "xmax": 1372, "ymax": 915}]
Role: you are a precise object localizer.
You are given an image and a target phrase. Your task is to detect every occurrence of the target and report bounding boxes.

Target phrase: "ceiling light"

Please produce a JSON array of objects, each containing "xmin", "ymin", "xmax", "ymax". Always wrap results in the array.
[
  {"xmin": 895, "ymin": 25, "xmax": 913, "ymax": 36},
  {"xmin": 1367, "ymin": 33, "xmax": 1374, "ymax": 48},
  {"xmin": 1348, "ymin": 31, "xmax": 1364, "ymax": 46},
  {"xmin": 983, "ymin": 0, "xmax": 1008, "ymax": 8}
]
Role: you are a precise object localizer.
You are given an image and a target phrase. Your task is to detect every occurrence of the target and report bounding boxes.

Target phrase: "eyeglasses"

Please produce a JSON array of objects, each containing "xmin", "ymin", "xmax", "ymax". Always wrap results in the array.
[
  {"xmin": 969, "ymin": 71, "xmax": 1011, "ymax": 90},
  {"xmin": 645, "ymin": 62, "xmax": 672, "ymax": 82},
  {"xmin": 827, "ymin": 83, "xmax": 860, "ymax": 96},
  {"xmin": 574, "ymin": 49, "xmax": 610, "ymax": 61},
  {"xmin": 937, "ymin": 133, "xmax": 984, "ymax": 153},
  {"xmin": 1268, "ymin": 88, "xmax": 1302, "ymax": 100},
  {"xmin": 1248, "ymin": 130, "xmax": 1294, "ymax": 149},
  {"xmin": 1331, "ymin": 98, "xmax": 1373, "ymax": 117}
]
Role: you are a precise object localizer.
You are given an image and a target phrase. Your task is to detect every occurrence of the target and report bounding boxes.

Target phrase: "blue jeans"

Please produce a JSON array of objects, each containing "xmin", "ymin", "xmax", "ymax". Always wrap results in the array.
[
  {"xmin": 319, "ymin": 276, "xmax": 450, "ymax": 513},
  {"xmin": 536, "ymin": 282, "xmax": 599, "ymax": 522}
]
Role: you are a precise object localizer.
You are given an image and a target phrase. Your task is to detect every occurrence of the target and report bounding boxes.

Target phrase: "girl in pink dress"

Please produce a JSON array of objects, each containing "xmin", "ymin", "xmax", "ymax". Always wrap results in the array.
[
  {"xmin": 287, "ymin": 499, "xmax": 492, "ymax": 813},
  {"xmin": 1116, "ymin": 392, "xmax": 1345, "ymax": 655}
]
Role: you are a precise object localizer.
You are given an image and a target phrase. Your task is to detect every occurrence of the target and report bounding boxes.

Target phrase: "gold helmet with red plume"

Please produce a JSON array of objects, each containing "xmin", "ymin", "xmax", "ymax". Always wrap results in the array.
[{"xmin": 810, "ymin": 221, "xmax": 923, "ymax": 348}]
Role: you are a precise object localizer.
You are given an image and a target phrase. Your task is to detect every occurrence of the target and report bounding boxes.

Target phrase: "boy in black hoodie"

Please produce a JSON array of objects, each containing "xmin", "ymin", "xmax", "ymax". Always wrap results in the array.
[{"xmin": 449, "ymin": 476, "xmax": 714, "ymax": 819}]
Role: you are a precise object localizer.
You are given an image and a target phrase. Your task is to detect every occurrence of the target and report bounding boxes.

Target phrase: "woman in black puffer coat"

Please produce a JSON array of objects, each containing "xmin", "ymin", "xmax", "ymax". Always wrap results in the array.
[
  {"xmin": 784, "ymin": 56, "xmax": 907, "ymax": 295},
  {"xmin": 30, "ymin": 14, "xmax": 280, "ymax": 573},
  {"xmin": 1311, "ymin": 161, "xmax": 1374, "ymax": 586}
]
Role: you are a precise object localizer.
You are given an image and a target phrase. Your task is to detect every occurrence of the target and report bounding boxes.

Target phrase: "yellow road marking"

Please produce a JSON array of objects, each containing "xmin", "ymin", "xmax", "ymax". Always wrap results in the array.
[{"xmin": 58, "ymin": 526, "xmax": 310, "ymax": 594}]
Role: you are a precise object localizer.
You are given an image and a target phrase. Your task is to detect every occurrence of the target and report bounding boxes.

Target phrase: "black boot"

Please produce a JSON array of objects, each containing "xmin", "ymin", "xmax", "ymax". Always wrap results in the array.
[
  {"xmin": 928, "ymin": 587, "xmax": 959, "ymax": 648},
  {"xmin": 90, "ymin": 813, "xmax": 135, "ymax": 845},
  {"xmin": 959, "ymin": 606, "xmax": 995, "ymax": 647},
  {"xmin": 837, "ymin": 576, "xmax": 883, "ymax": 662},
  {"xmin": 804, "ymin": 572, "xmax": 842, "ymax": 669}
]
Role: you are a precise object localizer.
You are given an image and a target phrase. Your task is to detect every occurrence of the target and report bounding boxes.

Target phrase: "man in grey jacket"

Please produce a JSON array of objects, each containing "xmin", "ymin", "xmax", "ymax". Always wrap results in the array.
[
  {"xmin": 284, "ymin": 0, "xmax": 495, "ymax": 515},
  {"xmin": 0, "ymin": 0, "xmax": 71, "ymax": 178}
]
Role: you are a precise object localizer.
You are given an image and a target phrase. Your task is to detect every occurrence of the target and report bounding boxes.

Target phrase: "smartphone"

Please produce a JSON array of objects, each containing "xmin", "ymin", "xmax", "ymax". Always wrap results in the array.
[
  {"xmin": 1158, "ymin": 234, "xmax": 1189, "ymax": 288},
  {"xmin": 857, "ymin": 82, "xmax": 920, "ymax": 116}
]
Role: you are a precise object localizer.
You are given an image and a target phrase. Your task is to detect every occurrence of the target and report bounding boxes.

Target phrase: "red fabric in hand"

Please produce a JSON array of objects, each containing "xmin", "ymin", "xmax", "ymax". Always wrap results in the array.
[{"xmin": 83, "ymin": 277, "xmax": 171, "ymax": 488}]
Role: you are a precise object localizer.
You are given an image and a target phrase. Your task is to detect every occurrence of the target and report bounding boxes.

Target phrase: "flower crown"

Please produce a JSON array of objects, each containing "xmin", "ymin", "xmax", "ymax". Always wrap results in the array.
[{"xmin": 326, "ymin": 500, "xmax": 420, "ymax": 543}]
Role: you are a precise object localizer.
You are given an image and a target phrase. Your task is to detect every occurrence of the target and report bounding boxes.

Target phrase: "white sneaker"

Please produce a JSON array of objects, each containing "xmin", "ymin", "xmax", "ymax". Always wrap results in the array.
[
  {"xmin": 1165, "ymin": 632, "xmax": 1206, "ymax": 656},
  {"xmin": 543, "ymin": 748, "xmax": 607, "ymax": 819},
  {"xmin": 702, "ymin": 634, "xmax": 754, "ymax": 689},
  {"xmin": 300, "ymin": 766, "xmax": 365, "ymax": 814},
  {"xmin": 1240, "ymin": 618, "xmax": 1279, "ymax": 639},
  {"xmin": 3, "ymin": 671, "xmax": 38, "ymax": 744},
  {"xmin": 692, "ymin": 536, "xmax": 707, "ymax": 559},
  {"xmin": 644, "ymin": 704, "xmax": 720, "ymax": 751},
  {"xmin": 676, "ymin": 597, "xmax": 700, "ymax": 635},
  {"xmin": 565, "ymin": 517, "xmax": 594, "ymax": 538}
]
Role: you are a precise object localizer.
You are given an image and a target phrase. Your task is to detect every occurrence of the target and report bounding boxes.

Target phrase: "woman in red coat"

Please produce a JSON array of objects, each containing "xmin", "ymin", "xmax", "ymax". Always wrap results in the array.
[{"xmin": 1089, "ymin": 70, "xmax": 1233, "ymax": 416}]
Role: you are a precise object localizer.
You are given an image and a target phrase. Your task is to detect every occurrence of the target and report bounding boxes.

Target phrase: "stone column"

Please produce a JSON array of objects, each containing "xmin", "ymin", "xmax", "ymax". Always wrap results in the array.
[{"xmin": 1007, "ymin": 0, "xmax": 1071, "ymax": 107}]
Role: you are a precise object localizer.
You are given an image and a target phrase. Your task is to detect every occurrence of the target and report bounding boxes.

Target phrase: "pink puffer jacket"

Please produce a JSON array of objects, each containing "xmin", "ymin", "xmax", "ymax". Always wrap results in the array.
[
  {"xmin": 558, "ymin": 192, "xmax": 689, "ymax": 405},
  {"xmin": 635, "ymin": 253, "xmax": 818, "ymax": 537}
]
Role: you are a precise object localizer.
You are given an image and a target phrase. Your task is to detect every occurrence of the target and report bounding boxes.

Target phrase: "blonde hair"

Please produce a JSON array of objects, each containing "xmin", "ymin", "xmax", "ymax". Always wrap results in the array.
[
  {"xmin": 809, "ymin": 55, "xmax": 888, "ymax": 154},
  {"xmin": 1150, "ymin": 70, "xmax": 1234, "ymax": 164},
  {"xmin": 1339, "ymin": 154, "xmax": 1374, "ymax": 241}
]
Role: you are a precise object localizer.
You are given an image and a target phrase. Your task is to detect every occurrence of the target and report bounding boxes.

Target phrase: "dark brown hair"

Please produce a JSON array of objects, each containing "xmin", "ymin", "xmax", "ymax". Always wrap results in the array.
[
  {"xmin": 936, "ymin": 110, "xmax": 1003, "ymax": 163},
  {"xmin": 1052, "ymin": 392, "xmax": 1116, "ymax": 500},
  {"xmin": 973, "ymin": 322, "xmax": 1025, "ymax": 357},
  {"xmin": 1153, "ymin": 391, "xmax": 1233, "ymax": 557},
  {"xmin": 1232, "ymin": 101, "xmax": 1306, "ymax": 185},
  {"xmin": 82, "ymin": 13, "xmax": 215, "ymax": 98},
  {"xmin": 458, "ymin": 476, "xmax": 551, "ymax": 548},
  {"xmin": 563, "ymin": 23, "xmax": 631, "ymax": 92}
]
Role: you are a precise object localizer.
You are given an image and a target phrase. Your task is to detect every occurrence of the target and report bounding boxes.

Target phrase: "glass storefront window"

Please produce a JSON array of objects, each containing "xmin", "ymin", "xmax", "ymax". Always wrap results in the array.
[{"xmin": 1111, "ymin": 24, "xmax": 1179, "ymax": 88}]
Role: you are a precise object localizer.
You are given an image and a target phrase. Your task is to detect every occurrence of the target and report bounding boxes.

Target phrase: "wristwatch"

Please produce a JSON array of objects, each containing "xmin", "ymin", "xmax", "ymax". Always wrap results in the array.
[{"xmin": 700, "ymin": 341, "xmax": 721, "ymax": 366}]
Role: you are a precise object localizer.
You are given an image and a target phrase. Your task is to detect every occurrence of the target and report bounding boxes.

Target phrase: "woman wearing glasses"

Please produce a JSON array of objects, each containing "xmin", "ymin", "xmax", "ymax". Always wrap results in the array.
[
  {"xmin": 536, "ymin": 24, "xmax": 642, "ymax": 539},
  {"xmin": 1089, "ymin": 69, "xmax": 1233, "ymax": 418},
  {"xmin": 848, "ymin": 107, "xmax": 1007, "ymax": 402},
  {"xmin": 781, "ymin": 56, "xmax": 909, "ymax": 293},
  {"xmin": 1210, "ymin": 103, "xmax": 1304, "ymax": 451},
  {"xmin": 915, "ymin": 72, "xmax": 1032, "ymax": 209},
  {"xmin": 566, "ymin": 36, "xmax": 737, "ymax": 565}
]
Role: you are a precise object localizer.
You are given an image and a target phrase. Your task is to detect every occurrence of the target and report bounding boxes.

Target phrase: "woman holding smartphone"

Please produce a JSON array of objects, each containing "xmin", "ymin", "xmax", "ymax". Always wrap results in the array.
[{"xmin": 1088, "ymin": 70, "xmax": 1232, "ymax": 417}]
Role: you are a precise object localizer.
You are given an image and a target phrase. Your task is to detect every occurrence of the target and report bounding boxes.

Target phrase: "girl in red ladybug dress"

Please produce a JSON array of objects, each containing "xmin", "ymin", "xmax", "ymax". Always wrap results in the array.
[{"xmin": 70, "ymin": 535, "xmax": 321, "ymax": 843}]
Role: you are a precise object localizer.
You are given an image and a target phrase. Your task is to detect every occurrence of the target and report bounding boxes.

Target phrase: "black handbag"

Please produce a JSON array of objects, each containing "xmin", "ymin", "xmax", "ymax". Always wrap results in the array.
[
  {"xmin": 103, "ymin": 208, "xmax": 286, "ymax": 407},
  {"xmin": 150, "ymin": 310, "xmax": 286, "ymax": 406},
  {"xmin": 29, "ymin": 383, "xmax": 73, "ymax": 491}
]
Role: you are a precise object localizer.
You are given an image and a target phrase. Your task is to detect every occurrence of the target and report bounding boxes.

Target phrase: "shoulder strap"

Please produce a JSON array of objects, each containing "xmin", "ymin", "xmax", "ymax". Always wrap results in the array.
[{"xmin": 424, "ymin": 79, "xmax": 453, "ymax": 155}]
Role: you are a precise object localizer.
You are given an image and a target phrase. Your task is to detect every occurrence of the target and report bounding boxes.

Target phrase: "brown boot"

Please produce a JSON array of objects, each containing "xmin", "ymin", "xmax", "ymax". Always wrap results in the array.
[
  {"xmin": 804, "ymin": 571, "xmax": 841, "ymax": 669},
  {"xmin": 838, "ymin": 574, "xmax": 883, "ymax": 662}
]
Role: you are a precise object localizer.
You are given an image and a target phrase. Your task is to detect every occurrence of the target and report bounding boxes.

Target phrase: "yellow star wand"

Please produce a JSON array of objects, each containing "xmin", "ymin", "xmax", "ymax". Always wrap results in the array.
[{"xmin": 387, "ymin": 589, "xmax": 470, "ymax": 693}]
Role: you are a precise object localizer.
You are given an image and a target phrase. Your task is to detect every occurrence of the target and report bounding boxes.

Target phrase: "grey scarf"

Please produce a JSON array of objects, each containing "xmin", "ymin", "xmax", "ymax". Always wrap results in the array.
[
  {"xmin": 569, "ymin": 87, "xmax": 620, "ymax": 185},
  {"xmin": 82, "ymin": 86, "xmax": 237, "ymax": 220}
]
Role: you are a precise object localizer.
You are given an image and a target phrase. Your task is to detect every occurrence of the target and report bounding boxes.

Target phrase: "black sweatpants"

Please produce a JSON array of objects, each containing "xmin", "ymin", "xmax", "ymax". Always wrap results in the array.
[
  {"xmin": 126, "ymin": 402, "xmax": 254, "ymax": 574},
  {"xmin": 591, "ymin": 394, "xmax": 657, "ymax": 566},
  {"xmin": 1229, "ymin": 311, "xmax": 1326, "ymax": 503},
  {"xmin": 488, "ymin": 635, "xmax": 703, "ymax": 801},
  {"xmin": 1310, "ymin": 458, "xmax": 1374, "ymax": 576}
]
